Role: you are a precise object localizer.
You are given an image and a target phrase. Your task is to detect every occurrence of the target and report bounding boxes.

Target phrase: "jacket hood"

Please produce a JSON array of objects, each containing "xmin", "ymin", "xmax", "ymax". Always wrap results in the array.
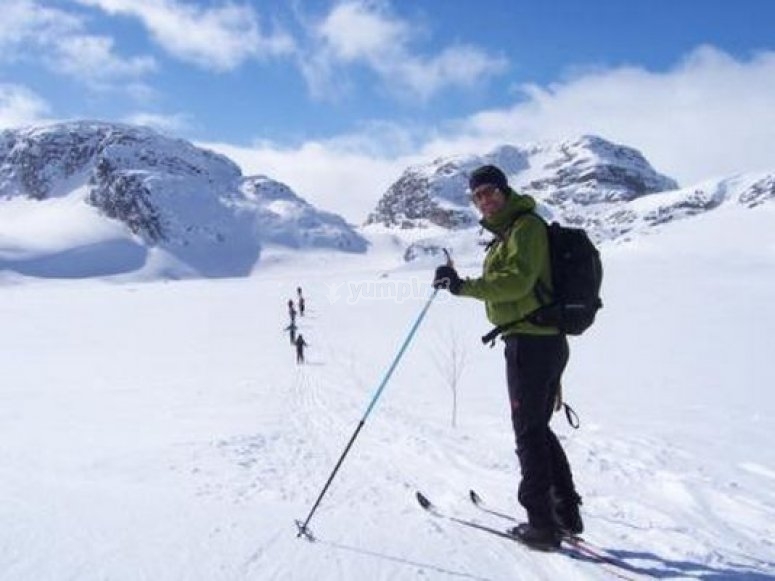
[{"xmin": 479, "ymin": 188, "xmax": 536, "ymax": 234}]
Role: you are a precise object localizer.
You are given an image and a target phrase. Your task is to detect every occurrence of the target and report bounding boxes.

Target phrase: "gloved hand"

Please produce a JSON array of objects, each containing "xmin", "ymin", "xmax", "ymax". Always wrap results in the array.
[{"xmin": 432, "ymin": 265, "xmax": 463, "ymax": 295}]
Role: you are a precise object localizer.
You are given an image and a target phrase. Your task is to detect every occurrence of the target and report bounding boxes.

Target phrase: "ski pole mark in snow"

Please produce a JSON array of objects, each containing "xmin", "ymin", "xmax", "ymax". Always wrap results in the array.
[
  {"xmin": 316, "ymin": 539, "xmax": 497, "ymax": 581},
  {"xmin": 740, "ymin": 462, "xmax": 775, "ymax": 481}
]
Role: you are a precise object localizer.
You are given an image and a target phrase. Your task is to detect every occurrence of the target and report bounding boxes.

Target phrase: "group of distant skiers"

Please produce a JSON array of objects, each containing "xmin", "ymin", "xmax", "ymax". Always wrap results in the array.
[{"xmin": 284, "ymin": 286, "xmax": 308, "ymax": 363}]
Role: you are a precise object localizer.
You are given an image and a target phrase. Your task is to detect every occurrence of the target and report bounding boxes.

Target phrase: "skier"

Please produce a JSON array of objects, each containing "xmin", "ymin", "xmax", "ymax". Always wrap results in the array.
[
  {"xmin": 288, "ymin": 299, "xmax": 296, "ymax": 324},
  {"xmin": 297, "ymin": 287, "xmax": 306, "ymax": 317},
  {"xmin": 295, "ymin": 333, "xmax": 308, "ymax": 364},
  {"xmin": 284, "ymin": 321, "xmax": 298, "ymax": 345},
  {"xmin": 432, "ymin": 165, "xmax": 583, "ymax": 551}
]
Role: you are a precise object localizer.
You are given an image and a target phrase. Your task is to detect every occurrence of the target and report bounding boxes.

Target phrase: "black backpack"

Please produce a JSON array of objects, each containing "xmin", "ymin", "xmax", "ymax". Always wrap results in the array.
[
  {"xmin": 527, "ymin": 220, "xmax": 603, "ymax": 335},
  {"xmin": 481, "ymin": 215, "xmax": 603, "ymax": 344}
]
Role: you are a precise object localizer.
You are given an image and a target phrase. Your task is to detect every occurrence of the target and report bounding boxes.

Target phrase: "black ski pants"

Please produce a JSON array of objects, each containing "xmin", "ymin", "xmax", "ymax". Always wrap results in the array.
[{"xmin": 504, "ymin": 333, "xmax": 576, "ymax": 529}]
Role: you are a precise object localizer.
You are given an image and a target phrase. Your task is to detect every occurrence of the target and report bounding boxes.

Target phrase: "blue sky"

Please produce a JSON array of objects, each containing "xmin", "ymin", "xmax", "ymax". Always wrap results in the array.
[{"xmin": 2, "ymin": 0, "xmax": 775, "ymax": 220}]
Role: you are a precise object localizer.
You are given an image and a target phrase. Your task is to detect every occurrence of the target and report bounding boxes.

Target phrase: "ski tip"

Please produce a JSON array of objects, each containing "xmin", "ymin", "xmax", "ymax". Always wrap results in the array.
[
  {"xmin": 469, "ymin": 489, "xmax": 481, "ymax": 504},
  {"xmin": 415, "ymin": 491, "xmax": 432, "ymax": 510},
  {"xmin": 294, "ymin": 520, "xmax": 316, "ymax": 542}
]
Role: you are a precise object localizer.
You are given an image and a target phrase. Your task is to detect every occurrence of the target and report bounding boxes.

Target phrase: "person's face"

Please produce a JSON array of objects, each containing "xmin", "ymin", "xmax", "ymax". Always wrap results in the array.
[{"xmin": 471, "ymin": 184, "xmax": 507, "ymax": 219}]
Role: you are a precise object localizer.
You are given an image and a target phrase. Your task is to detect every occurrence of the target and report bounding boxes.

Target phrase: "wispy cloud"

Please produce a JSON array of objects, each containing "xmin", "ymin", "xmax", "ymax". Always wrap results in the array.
[
  {"xmin": 73, "ymin": 0, "xmax": 295, "ymax": 71},
  {"xmin": 123, "ymin": 111, "xmax": 192, "ymax": 134},
  {"xmin": 0, "ymin": 84, "xmax": 53, "ymax": 128},
  {"xmin": 203, "ymin": 135, "xmax": 413, "ymax": 224},
  {"xmin": 15, "ymin": 0, "xmax": 502, "ymax": 103},
  {"xmin": 317, "ymin": 0, "xmax": 409, "ymax": 62},
  {"xmin": 304, "ymin": 0, "xmax": 508, "ymax": 101},
  {"xmin": 0, "ymin": 0, "xmax": 156, "ymax": 89},
  {"xmin": 0, "ymin": 0, "xmax": 81, "ymax": 54},
  {"xmin": 52, "ymin": 35, "xmax": 157, "ymax": 83}
]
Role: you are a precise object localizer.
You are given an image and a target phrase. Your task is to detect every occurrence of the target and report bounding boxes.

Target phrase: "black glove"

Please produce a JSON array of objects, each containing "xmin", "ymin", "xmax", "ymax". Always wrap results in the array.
[{"xmin": 433, "ymin": 265, "xmax": 463, "ymax": 295}]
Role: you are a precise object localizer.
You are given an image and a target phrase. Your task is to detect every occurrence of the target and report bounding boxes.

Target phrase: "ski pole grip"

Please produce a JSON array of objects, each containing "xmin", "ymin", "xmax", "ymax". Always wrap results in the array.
[{"xmin": 442, "ymin": 248, "xmax": 453, "ymax": 267}]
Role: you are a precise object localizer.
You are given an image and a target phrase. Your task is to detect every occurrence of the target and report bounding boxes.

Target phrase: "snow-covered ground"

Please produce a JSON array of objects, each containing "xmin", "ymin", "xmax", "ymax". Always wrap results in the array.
[{"xmin": 0, "ymin": 203, "xmax": 773, "ymax": 580}]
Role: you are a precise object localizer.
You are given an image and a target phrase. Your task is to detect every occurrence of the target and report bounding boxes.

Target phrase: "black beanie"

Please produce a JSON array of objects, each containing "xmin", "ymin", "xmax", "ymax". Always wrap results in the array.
[{"xmin": 469, "ymin": 165, "xmax": 508, "ymax": 192}]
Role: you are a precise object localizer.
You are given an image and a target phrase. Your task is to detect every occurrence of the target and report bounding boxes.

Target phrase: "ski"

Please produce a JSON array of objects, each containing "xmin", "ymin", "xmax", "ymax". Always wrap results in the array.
[
  {"xmin": 416, "ymin": 491, "xmax": 549, "ymax": 546},
  {"xmin": 416, "ymin": 491, "xmax": 589, "ymax": 558},
  {"xmin": 468, "ymin": 489, "xmax": 518, "ymax": 523},
  {"xmin": 416, "ymin": 491, "xmax": 641, "ymax": 580},
  {"xmin": 467, "ymin": 489, "xmax": 643, "ymax": 580}
]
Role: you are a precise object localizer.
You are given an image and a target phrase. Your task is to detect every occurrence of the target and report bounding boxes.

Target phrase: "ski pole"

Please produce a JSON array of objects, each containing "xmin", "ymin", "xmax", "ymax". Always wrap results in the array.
[{"xmin": 295, "ymin": 287, "xmax": 440, "ymax": 540}]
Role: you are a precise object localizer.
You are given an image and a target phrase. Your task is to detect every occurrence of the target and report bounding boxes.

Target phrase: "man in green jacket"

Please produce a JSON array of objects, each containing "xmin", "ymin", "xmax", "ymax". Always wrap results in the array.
[{"xmin": 433, "ymin": 165, "xmax": 582, "ymax": 551}]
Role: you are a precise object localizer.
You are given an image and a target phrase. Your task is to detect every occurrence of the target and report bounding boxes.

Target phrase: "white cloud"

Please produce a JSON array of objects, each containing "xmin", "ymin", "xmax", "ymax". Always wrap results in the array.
[
  {"xmin": 72, "ymin": 0, "xmax": 504, "ymax": 100},
  {"xmin": 394, "ymin": 45, "xmax": 510, "ymax": 100},
  {"xmin": 0, "ymin": 0, "xmax": 81, "ymax": 54},
  {"xmin": 123, "ymin": 111, "xmax": 192, "ymax": 134},
  {"xmin": 203, "ymin": 136, "xmax": 416, "ymax": 224},
  {"xmin": 0, "ymin": 84, "xmax": 53, "ymax": 129},
  {"xmin": 53, "ymin": 35, "xmax": 157, "ymax": 83},
  {"xmin": 318, "ymin": 0, "xmax": 409, "ymax": 62},
  {"xmin": 202, "ymin": 118, "xmax": 435, "ymax": 223},
  {"xmin": 0, "ymin": 0, "xmax": 156, "ymax": 89},
  {"xmin": 306, "ymin": 0, "xmax": 507, "ymax": 100},
  {"xmin": 74, "ymin": 0, "xmax": 295, "ymax": 71}
]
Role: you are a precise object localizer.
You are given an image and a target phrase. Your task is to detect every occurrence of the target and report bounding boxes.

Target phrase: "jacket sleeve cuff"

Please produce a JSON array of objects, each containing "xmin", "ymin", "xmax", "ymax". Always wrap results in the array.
[{"xmin": 457, "ymin": 279, "xmax": 476, "ymax": 297}]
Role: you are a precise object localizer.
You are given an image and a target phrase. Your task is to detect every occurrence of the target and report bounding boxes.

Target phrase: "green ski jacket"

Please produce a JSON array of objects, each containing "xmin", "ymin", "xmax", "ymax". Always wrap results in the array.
[{"xmin": 458, "ymin": 190, "xmax": 558, "ymax": 336}]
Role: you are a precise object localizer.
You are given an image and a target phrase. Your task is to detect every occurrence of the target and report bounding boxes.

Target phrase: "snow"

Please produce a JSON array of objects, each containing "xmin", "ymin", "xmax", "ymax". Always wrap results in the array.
[
  {"xmin": 0, "ymin": 203, "xmax": 774, "ymax": 580},
  {"xmin": 0, "ymin": 188, "xmax": 126, "ymax": 255},
  {"xmin": 0, "ymin": 189, "xmax": 150, "ymax": 278}
]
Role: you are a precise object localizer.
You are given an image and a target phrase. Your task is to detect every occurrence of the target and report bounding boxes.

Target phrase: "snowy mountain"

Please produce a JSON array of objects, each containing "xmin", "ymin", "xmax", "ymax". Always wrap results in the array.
[
  {"xmin": 0, "ymin": 121, "xmax": 365, "ymax": 280},
  {"xmin": 240, "ymin": 176, "xmax": 367, "ymax": 252},
  {"xmin": 365, "ymin": 135, "xmax": 678, "ymax": 231},
  {"xmin": 3, "ymin": 124, "xmax": 773, "ymax": 280},
  {"xmin": 365, "ymin": 135, "xmax": 775, "ymax": 262},
  {"xmin": 596, "ymin": 171, "xmax": 775, "ymax": 241}
]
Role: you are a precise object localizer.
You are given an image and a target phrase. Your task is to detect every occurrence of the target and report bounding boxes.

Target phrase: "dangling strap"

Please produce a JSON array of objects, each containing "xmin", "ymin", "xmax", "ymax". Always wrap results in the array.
[
  {"xmin": 480, "ymin": 317, "xmax": 526, "ymax": 347},
  {"xmin": 554, "ymin": 382, "xmax": 580, "ymax": 428},
  {"xmin": 481, "ymin": 325, "xmax": 504, "ymax": 347},
  {"xmin": 561, "ymin": 402, "xmax": 580, "ymax": 429}
]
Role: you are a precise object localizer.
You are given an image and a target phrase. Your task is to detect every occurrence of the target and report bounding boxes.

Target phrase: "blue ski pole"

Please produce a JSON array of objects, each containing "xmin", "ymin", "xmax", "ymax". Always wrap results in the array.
[{"xmin": 296, "ymin": 285, "xmax": 441, "ymax": 540}]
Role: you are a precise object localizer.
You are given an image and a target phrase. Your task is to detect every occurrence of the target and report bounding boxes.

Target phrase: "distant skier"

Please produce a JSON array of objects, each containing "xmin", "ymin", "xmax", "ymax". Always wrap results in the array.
[
  {"xmin": 295, "ymin": 333, "xmax": 308, "ymax": 364},
  {"xmin": 297, "ymin": 286, "xmax": 306, "ymax": 317},
  {"xmin": 284, "ymin": 321, "xmax": 298, "ymax": 344},
  {"xmin": 288, "ymin": 299, "xmax": 297, "ymax": 324}
]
